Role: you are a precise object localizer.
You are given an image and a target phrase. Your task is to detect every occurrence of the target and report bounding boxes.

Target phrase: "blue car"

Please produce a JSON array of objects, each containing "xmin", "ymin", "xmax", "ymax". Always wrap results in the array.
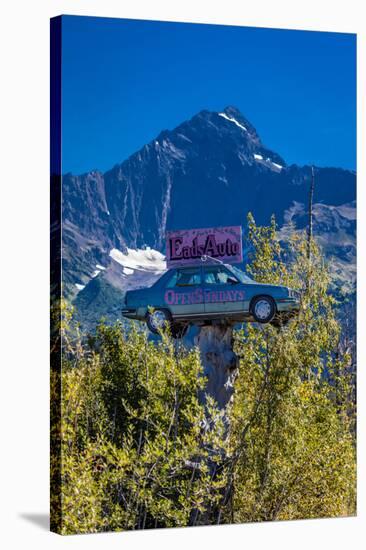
[{"xmin": 122, "ymin": 262, "xmax": 300, "ymax": 337}]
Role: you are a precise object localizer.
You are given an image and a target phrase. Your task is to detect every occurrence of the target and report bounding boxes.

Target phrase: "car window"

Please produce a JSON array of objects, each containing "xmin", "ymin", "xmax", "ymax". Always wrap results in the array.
[
  {"xmin": 203, "ymin": 267, "xmax": 239, "ymax": 285},
  {"xmin": 167, "ymin": 268, "xmax": 201, "ymax": 287},
  {"xmin": 229, "ymin": 265, "xmax": 254, "ymax": 284}
]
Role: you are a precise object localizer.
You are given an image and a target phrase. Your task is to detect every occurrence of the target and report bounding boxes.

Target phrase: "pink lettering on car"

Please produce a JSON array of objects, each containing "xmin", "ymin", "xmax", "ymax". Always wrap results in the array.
[{"xmin": 164, "ymin": 288, "xmax": 245, "ymax": 305}]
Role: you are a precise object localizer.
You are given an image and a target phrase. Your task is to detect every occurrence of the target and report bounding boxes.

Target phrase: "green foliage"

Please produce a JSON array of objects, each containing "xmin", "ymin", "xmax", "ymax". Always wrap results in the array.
[
  {"xmin": 52, "ymin": 320, "xmax": 228, "ymax": 534},
  {"xmin": 226, "ymin": 214, "xmax": 356, "ymax": 523},
  {"xmin": 73, "ymin": 276, "xmax": 125, "ymax": 333},
  {"xmin": 51, "ymin": 214, "xmax": 356, "ymax": 534}
]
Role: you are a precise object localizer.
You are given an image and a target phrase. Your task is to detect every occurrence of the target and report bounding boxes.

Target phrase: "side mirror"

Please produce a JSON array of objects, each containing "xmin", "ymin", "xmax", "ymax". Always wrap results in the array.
[{"xmin": 227, "ymin": 277, "xmax": 239, "ymax": 285}]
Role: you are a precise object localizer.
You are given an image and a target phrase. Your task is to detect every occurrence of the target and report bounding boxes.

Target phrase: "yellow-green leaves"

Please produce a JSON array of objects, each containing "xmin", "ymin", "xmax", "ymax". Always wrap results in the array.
[
  {"xmin": 52, "ymin": 321, "xmax": 229, "ymax": 533},
  {"xmin": 226, "ymin": 215, "xmax": 356, "ymax": 523}
]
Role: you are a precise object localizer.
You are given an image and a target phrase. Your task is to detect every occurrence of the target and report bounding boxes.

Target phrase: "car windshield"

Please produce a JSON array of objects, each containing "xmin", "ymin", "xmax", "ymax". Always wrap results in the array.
[{"xmin": 227, "ymin": 265, "xmax": 255, "ymax": 284}]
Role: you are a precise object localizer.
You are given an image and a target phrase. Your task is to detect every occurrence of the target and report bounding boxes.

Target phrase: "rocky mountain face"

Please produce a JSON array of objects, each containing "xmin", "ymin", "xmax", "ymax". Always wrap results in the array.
[
  {"xmin": 279, "ymin": 200, "xmax": 356, "ymax": 293},
  {"xmin": 59, "ymin": 106, "xmax": 356, "ymax": 329}
]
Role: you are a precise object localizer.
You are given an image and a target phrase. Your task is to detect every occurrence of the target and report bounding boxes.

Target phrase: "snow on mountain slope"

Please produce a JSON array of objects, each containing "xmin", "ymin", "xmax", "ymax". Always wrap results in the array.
[
  {"xmin": 218, "ymin": 112, "xmax": 248, "ymax": 132},
  {"xmin": 73, "ymin": 247, "xmax": 168, "ymax": 331},
  {"xmin": 73, "ymin": 247, "xmax": 166, "ymax": 297},
  {"xmin": 109, "ymin": 247, "xmax": 166, "ymax": 273},
  {"xmin": 253, "ymin": 152, "xmax": 283, "ymax": 172},
  {"xmin": 104, "ymin": 247, "xmax": 167, "ymax": 293}
]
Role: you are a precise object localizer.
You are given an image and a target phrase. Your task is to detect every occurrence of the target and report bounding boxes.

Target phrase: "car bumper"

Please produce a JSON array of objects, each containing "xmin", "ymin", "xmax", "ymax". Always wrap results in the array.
[
  {"xmin": 122, "ymin": 307, "xmax": 147, "ymax": 321},
  {"xmin": 276, "ymin": 298, "xmax": 300, "ymax": 313},
  {"xmin": 122, "ymin": 308, "xmax": 138, "ymax": 319}
]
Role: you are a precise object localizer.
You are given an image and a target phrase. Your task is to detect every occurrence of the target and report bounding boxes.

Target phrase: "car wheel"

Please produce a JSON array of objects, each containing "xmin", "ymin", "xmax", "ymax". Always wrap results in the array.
[
  {"xmin": 146, "ymin": 308, "xmax": 172, "ymax": 334},
  {"xmin": 251, "ymin": 295, "xmax": 276, "ymax": 324},
  {"xmin": 171, "ymin": 323, "xmax": 189, "ymax": 339}
]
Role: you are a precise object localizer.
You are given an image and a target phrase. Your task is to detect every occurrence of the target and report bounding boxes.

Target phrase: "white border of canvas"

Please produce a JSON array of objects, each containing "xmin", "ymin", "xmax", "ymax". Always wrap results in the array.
[{"xmin": 0, "ymin": 1, "xmax": 364, "ymax": 549}]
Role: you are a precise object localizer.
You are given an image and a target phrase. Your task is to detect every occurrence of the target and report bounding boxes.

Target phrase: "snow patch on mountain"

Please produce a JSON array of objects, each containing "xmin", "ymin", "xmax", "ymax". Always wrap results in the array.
[
  {"xmin": 75, "ymin": 283, "xmax": 86, "ymax": 291},
  {"xmin": 109, "ymin": 247, "xmax": 166, "ymax": 274},
  {"xmin": 253, "ymin": 153, "xmax": 283, "ymax": 172},
  {"xmin": 218, "ymin": 112, "xmax": 247, "ymax": 132},
  {"xmin": 103, "ymin": 247, "xmax": 168, "ymax": 293}
]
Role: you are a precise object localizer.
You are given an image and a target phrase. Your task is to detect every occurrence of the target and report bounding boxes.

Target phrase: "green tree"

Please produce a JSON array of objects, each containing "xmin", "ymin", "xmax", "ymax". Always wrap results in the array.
[
  {"xmin": 53, "ymin": 320, "xmax": 228, "ymax": 534},
  {"xmin": 222, "ymin": 214, "xmax": 356, "ymax": 523}
]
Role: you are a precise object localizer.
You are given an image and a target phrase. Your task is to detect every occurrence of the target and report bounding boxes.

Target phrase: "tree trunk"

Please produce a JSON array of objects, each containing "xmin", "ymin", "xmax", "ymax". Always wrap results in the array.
[
  {"xmin": 194, "ymin": 324, "xmax": 238, "ymax": 410},
  {"xmin": 187, "ymin": 323, "xmax": 239, "ymax": 525}
]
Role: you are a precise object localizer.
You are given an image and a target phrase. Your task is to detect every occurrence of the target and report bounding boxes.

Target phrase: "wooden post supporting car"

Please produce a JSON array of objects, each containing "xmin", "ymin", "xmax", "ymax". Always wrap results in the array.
[{"xmin": 194, "ymin": 323, "xmax": 238, "ymax": 411}]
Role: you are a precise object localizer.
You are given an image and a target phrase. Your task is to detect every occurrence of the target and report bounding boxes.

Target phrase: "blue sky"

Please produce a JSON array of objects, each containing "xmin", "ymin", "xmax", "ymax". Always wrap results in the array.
[{"xmin": 60, "ymin": 16, "xmax": 356, "ymax": 174}]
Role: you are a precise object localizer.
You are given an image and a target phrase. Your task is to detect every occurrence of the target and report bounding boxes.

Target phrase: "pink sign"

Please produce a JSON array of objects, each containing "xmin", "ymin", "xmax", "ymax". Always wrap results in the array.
[{"xmin": 166, "ymin": 225, "xmax": 242, "ymax": 268}]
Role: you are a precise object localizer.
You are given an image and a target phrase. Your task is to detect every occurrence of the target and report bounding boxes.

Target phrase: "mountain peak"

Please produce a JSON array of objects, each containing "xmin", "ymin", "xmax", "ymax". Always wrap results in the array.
[
  {"xmin": 141, "ymin": 106, "xmax": 285, "ymax": 174},
  {"xmin": 222, "ymin": 105, "xmax": 242, "ymax": 117},
  {"xmin": 173, "ymin": 106, "xmax": 260, "ymax": 145},
  {"xmin": 218, "ymin": 106, "xmax": 259, "ymax": 138}
]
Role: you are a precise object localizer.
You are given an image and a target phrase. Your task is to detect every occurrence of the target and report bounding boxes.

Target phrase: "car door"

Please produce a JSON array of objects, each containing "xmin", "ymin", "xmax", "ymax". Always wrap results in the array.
[
  {"xmin": 203, "ymin": 265, "xmax": 245, "ymax": 316},
  {"xmin": 163, "ymin": 266, "xmax": 205, "ymax": 319}
]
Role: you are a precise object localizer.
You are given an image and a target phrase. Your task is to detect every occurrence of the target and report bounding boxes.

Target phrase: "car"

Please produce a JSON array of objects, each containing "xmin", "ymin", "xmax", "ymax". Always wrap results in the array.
[{"xmin": 122, "ymin": 262, "xmax": 300, "ymax": 337}]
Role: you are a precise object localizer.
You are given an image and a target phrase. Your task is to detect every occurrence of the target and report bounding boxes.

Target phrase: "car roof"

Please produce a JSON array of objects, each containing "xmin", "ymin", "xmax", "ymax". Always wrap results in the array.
[{"xmin": 170, "ymin": 263, "xmax": 234, "ymax": 271}]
